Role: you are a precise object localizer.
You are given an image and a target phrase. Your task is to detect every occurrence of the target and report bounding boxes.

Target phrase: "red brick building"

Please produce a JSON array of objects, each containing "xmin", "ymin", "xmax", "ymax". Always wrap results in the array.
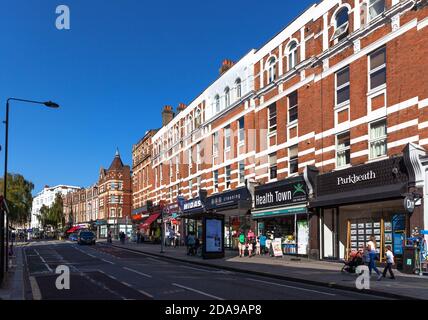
[
  {"xmin": 134, "ymin": 0, "xmax": 428, "ymax": 261},
  {"xmin": 97, "ymin": 150, "xmax": 132, "ymax": 238}
]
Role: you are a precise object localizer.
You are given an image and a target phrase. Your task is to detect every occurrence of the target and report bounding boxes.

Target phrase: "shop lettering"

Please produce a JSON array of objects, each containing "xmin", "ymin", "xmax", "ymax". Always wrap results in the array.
[
  {"xmin": 337, "ymin": 171, "xmax": 376, "ymax": 186},
  {"xmin": 183, "ymin": 200, "xmax": 201, "ymax": 211},
  {"xmin": 256, "ymin": 191, "xmax": 292, "ymax": 205}
]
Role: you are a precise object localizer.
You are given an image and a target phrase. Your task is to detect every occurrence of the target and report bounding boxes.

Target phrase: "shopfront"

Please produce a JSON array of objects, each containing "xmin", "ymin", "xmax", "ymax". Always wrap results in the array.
[
  {"xmin": 163, "ymin": 202, "xmax": 182, "ymax": 245},
  {"xmin": 139, "ymin": 204, "xmax": 163, "ymax": 243},
  {"xmin": 205, "ymin": 187, "xmax": 252, "ymax": 250},
  {"xmin": 252, "ymin": 176, "xmax": 309, "ymax": 256},
  {"xmin": 307, "ymin": 155, "xmax": 423, "ymax": 266},
  {"xmin": 180, "ymin": 197, "xmax": 204, "ymax": 242},
  {"xmin": 95, "ymin": 219, "xmax": 108, "ymax": 238}
]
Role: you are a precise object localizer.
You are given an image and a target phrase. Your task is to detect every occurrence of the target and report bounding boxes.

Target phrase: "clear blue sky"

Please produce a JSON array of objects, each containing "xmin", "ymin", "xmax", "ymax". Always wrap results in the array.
[{"xmin": 0, "ymin": 0, "xmax": 315, "ymax": 194}]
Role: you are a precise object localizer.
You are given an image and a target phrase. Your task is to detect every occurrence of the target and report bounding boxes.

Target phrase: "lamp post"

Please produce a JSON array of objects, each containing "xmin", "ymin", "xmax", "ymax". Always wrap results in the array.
[{"xmin": 1, "ymin": 98, "xmax": 59, "ymax": 282}]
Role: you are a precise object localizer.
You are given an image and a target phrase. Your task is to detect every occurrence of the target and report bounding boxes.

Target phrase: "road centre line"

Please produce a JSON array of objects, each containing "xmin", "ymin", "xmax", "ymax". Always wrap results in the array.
[
  {"xmin": 33, "ymin": 249, "xmax": 53, "ymax": 272},
  {"xmin": 172, "ymin": 283, "xmax": 224, "ymax": 300},
  {"xmin": 245, "ymin": 278, "xmax": 336, "ymax": 296},
  {"xmin": 123, "ymin": 267, "xmax": 152, "ymax": 278}
]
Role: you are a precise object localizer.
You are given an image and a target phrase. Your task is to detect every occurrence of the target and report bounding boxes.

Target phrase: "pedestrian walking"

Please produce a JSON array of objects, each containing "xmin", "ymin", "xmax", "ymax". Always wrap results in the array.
[
  {"xmin": 367, "ymin": 235, "xmax": 382, "ymax": 280},
  {"xmin": 187, "ymin": 232, "xmax": 196, "ymax": 256},
  {"xmin": 259, "ymin": 233, "xmax": 267, "ymax": 255},
  {"xmin": 256, "ymin": 237, "xmax": 261, "ymax": 255},
  {"xmin": 238, "ymin": 231, "xmax": 246, "ymax": 257},
  {"xmin": 107, "ymin": 230, "xmax": 112, "ymax": 244},
  {"xmin": 382, "ymin": 245, "xmax": 395, "ymax": 279},
  {"xmin": 247, "ymin": 240, "xmax": 253, "ymax": 257}
]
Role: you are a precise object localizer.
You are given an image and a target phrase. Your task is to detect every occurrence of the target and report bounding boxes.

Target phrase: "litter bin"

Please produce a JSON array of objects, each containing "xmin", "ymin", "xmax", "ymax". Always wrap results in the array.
[{"xmin": 402, "ymin": 246, "xmax": 416, "ymax": 274}]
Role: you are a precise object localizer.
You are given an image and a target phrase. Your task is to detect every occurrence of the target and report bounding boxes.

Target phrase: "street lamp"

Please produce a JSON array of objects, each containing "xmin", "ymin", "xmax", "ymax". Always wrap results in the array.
[{"xmin": 0, "ymin": 98, "xmax": 59, "ymax": 283}]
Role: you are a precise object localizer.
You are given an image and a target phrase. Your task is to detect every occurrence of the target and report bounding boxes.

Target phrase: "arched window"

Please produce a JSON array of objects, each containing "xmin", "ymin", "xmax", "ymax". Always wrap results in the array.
[
  {"xmin": 224, "ymin": 87, "xmax": 230, "ymax": 107},
  {"xmin": 267, "ymin": 57, "xmax": 277, "ymax": 83},
  {"xmin": 195, "ymin": 108, "xmax": 202, "ymax": 128},
  {"xmin": 287, "ymin": 41, "xmax": 298, "ymax": 70},
  {"xmin": 235, "ymin": 78, "xmax": 242, "ymax": 99},
  {"xmin": 187, "ymin": 116, "xmax": 193, "ymax": 135},
  {"xmin": 215, "ymin": 95, "xmax": 220, "ymax": 113},
  {"xmin": 332, "ymin": 7, "xmax": 349, "ymax": 41}
]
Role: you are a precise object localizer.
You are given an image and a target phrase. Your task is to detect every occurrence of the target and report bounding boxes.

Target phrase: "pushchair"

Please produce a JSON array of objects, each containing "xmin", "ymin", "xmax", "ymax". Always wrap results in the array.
[{"xmin": 341, "ymin": 250, "xmax": 365, "ymax": 273}]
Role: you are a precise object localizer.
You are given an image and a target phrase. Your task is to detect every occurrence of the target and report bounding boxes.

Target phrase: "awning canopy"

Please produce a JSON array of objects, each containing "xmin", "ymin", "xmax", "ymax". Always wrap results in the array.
[
  {"xmin": 66, "ymin": 226, "xmax": 81, "ymax": 234},
  {"xmin": 141, "ymin": 213, "xmax": 161, "ymax": 229},
  {"xmin": 252, "ymin": 204, "xmax": 307, "ymax": 219}
]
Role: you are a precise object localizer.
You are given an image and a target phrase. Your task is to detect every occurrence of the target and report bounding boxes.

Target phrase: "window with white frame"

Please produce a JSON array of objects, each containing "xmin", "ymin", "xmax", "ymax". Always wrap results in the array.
[
  {"xmin": 214, "ymin": 170, "xmax": 219, "ymax": 192},
  {"xmin": 267, "ymin": 57, "xmax": 277, "ymax": 83},
  {"xmin": 213, "ymin": 132, "xmax": 219, "ymax": 156},
  {"xmin": 155, "ymin": 168, "xmax": 158, "ymax": 187},
  {"xmin": 225, "ymin": 165, "xmax": 231, "ymax": 189},
  {"xmin": 336, "ymin": 131, "xmax": 351, "ymax": 168},
  {"xmin": 224, "ymin": 87, "xmax": 230, "ymax": 107},
  {"xmin": 174, "ymin": 126, "xmax": 179, "ymax": 143},
  {"xmin": 215, "ymin": 95, "xmax": 220, "ymax": 113},
  {"xmin": 369, "ymin": 47, "xmax": 386, "ymax": 91},
  {"xmin": 369, "ymin": 0, "xmax": 385, "ymax": 21},
  {"xmin": 268, "ymin": 103, "xmax": 277, "ymax": 133},
  {"xmin": 269, "ymin": 153, "xmax": 277, "ymax": 180},
  {"xmin": 186, "ymin": 116, "xmax": 193, "ymax": 135},
  {"xmin": 369, "ymin": 119, "xmax": 387, "ymax": 159},
  {"xmin": 110, "ymin": 208, "xmax": 116, "ymax": 218},
  {"xmin": 239, "ymin": 161, "xmax": 245, "ymax": 185},
  {"xmin": 236, "ymin": 78, "xmax": 242, "ymax": 99},
  {"xmin": 195, "ymin": 108, "xmax": 202, "ymax": 128},
  {"xmin": 238, "ymin": 117, "xmax": 245, "ymax": 143},
  {"xmin": 288, "ymin": 41, "xmax": 298, "ymax": 70},
  {"xmin": 189, "ymin": 147, "xmax": 193, "ymax": 170},
  {"xmin": 331, "ymin": 7, "xmax": 349, "ymax": 41},
  {"xmin": 169, "ymin": 159, "xmax": 173, "ymax": 182},
  {"xmin": 289, "ymin": 145, "xmax": 298, "ymax": 175},
  {"xmin": 224, "ymin": 126, "xmax": 231, "ymax": 149},
  {"xmin": 189, "ymin": 179, "xmax": 193, "ymax": 194},
  {"xmin": 336, "ymin": 66, "xmax": 350, "ymax": 105},
  {"xmin": 288, "ymin": 91, "xmax": 298, "ymax": 123},
  {"xmin": 196, "ymin": 176, "xmax": 201, "ymax": 191},
  {"xmin": 175, "ymin": 155, "xmax": 179, "ymax": 180},
  {"xmin": 196, "ymin": 142, "xmax": 201, "ymax": 171}
]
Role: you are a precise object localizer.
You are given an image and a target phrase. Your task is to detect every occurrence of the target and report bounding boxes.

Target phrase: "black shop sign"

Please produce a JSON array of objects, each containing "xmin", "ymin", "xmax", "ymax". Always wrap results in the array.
[
  {"xmin": 255, "ymin": 177, "xmax": 308, "ymax": 209},
  {"xmin": 316, "ymin": 156, "xmax": 408, "ymax": 197},
  {"xmin": 205, "ymin": 187, "xmax": 251, "ymax": 211}
]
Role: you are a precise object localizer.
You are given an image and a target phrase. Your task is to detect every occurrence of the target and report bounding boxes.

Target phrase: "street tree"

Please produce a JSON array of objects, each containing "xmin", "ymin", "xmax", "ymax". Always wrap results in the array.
[{"xmin": 0, "ymin": 173, "xmax": 34, "ymax": 225}]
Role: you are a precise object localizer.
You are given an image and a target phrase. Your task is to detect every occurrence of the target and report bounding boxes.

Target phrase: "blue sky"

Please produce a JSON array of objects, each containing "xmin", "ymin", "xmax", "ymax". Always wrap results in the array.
[{"xmin": 0, "ymin": 0, "xmax": 315, "ymax": 194}]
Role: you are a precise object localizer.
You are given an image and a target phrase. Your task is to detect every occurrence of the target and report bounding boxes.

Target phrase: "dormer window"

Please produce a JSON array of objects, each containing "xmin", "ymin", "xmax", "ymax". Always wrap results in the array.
[
  {"xmin": 287, "ymin": 41, "xmax": 298, "ymax": 70},
  {"xmin": 331, "ymin": 7, "xmax": 349, "ymax": 42}
]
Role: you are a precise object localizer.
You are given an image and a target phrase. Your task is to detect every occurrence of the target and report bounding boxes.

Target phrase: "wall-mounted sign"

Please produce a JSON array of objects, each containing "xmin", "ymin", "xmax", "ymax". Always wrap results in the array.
[
  {"xmin": 255, "ymin": 177, "xmax": 307, "ymax": 210},
  {"xmin": 404, "ymin": 196, "xmax": 415, "ymax": 213}
]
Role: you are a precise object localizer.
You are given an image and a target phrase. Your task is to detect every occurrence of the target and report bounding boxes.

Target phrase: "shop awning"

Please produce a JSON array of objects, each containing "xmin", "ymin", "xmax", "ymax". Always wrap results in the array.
[
  {"xmin": 252, "ymin": 204, "xmax": 307, "ymax": 219},
  {"xmin": 66, "ymin": 226, "xmax": 81, "ymax": 234},
  {"xmin": 309, "ymin": 183, "xmax": 407, "ymax": 208},
  {"xmin": 141, "ymin": 213, "xmax": 161, "ymax": 229}
]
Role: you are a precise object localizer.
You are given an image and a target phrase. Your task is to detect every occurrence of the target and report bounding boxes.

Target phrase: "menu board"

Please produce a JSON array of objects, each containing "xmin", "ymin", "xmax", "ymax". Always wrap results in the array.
[{"xmin": 350, "ymin": 220, "xmax": 381, "ymax": 250}]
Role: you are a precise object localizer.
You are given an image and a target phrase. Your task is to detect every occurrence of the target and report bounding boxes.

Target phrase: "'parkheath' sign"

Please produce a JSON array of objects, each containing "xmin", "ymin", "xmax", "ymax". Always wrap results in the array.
[{"xmin": 337, "ymin": 170, "xmax": 376, "ymax": 186}]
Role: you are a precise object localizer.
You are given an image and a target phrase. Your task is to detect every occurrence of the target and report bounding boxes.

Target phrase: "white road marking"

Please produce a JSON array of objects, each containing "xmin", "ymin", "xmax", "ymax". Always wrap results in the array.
[
  {"xmin": 29, "ymin": 276, "xmax": 42, "ymax": 300},
  {"xmin": 33, "ymin": 249, "xmax": 53, "ymax": 272},
  {"xmin": 245, "ymin": 278, "xmax": 336, "ymax": 296},
  {"xmin": 172, "ymin": 283, "xmax": 224, "ymax": 300},
  {"xmin": 101, "ymin": 259, "xmax": 115, "ymax": 265},
  {"xmin": 123, "ymin": 267, "xmax": 152, "ymax": 278},
  {"xmin": 147, "ymin": 257, "xmax": 169, "ymax": 264},
  {"xmin": 180, "ymin": 265, "xmax": 214, "ymax": 273},
  {"xmin": 138, "ymin": 289, "xmax": 154, "ymax": 299},
  {"xmin": 122, "ymin": 281, "xmax": 132, "ymax": 287}
]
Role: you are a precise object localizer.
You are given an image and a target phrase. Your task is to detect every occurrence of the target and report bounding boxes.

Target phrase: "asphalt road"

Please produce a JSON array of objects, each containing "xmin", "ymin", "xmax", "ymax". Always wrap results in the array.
[{"xmin": 22, "ymin": 240, "xmax": 387, "ymax": 300}]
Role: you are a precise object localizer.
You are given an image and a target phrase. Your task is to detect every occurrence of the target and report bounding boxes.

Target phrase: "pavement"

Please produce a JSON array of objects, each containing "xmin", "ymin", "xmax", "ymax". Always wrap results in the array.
[
  {"xmin": 108, "ymin": 241, "xmax": 428, "ymax": 300},
  {"xmin": 0, "ymin": 242, "xmax": 28, "ymax": 300},
  {"xmin": 4, "ymin": 239, "xmax": 391, "ymax": 300}
]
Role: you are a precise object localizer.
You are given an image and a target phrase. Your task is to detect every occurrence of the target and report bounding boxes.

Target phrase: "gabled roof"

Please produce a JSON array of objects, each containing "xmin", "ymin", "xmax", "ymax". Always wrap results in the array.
[{"xmin": 108, "ymin": 149, "xmax": 124, "ymax": 171}]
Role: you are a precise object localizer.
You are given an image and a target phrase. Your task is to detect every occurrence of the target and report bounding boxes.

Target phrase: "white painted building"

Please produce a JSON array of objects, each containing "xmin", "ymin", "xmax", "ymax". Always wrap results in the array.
[{"xmin": 31, "ymin": 185, "xmax": 81, "ymax": 230}]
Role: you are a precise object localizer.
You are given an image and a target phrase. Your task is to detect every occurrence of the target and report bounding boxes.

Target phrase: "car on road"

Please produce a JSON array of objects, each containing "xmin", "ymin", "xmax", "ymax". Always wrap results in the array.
[
  {"xmin": 69, "ymin": 233, "xmax": 78, "ymax": 241},
  {"xmin": 78, "ymin": 231, "xmax": 96, "ymax": 245}
]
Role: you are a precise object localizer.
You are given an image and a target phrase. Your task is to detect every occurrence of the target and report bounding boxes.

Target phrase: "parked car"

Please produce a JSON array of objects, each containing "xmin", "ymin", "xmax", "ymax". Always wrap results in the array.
[
  {"xmin": 69, "ymin": 233, "xmax": 78, "ymax": 241},
  {"xmin": 78, "ymin": 231, "xmax": 96, "ymax": 245}
]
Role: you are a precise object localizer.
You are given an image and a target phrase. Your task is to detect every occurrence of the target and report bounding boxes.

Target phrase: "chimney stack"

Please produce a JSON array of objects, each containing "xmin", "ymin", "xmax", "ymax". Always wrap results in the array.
[
  {"xmin": 161, "ymin": 105, "xmax": 174, "ymax": 126},
  {"xmin": 177, "ymin": 103, "xmax": 187, "ymax": 113},
  {"xmin": 219, "ymin": 59, "xmax": 235, "ymax": 75}
]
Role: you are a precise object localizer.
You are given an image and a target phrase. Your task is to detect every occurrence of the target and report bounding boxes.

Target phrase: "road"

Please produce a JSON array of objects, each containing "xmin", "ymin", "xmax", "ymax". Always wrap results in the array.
[{"xmin": 22, "ymin": 240, "xmax": 387, "ymax": 300}]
